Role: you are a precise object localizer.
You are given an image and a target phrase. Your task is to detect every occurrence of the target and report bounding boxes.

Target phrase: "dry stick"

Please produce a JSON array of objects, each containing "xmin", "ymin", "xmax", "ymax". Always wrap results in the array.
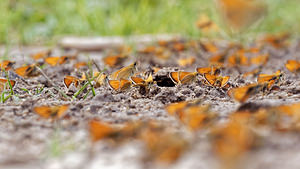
[
  {"xmin": 35, "ymin": 66, "xmax": 70, "ymax": 99},
  {"xmin": 92, "ymin": 59, "xmax": 101, "ymax": 72}
]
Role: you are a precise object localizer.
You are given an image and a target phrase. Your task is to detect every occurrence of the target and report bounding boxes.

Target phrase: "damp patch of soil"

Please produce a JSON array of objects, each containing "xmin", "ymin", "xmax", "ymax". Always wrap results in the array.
[{"xmin": 1, "ymin": 37, "xmax": 300, "ymax": 169}]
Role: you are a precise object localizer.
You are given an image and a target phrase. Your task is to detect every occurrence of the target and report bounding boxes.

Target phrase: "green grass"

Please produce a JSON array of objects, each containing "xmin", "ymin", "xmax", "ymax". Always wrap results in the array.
[{"xmin": 0, "ymin": 0, "xmax": 299, "ymax": 44}]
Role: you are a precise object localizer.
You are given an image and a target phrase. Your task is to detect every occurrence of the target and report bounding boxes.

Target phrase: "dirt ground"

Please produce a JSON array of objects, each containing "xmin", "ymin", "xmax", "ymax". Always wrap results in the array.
[{"xmin": 1, "ymin": 37, "xmax": 300, "ymax": 169}]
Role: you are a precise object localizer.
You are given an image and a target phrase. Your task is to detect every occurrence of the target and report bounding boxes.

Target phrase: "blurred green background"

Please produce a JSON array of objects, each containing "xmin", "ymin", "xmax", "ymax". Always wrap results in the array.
[{"xmin": 0, "ymin": 0, "xmax": 299, "ymax": 44}]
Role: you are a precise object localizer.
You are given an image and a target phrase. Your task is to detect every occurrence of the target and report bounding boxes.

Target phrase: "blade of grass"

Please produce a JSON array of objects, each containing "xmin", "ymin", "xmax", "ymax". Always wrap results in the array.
[
  {"xmin": 5, "ymin": 70, "xmax": 14, "ymax": 95},
  {"xmin": 72, "ymin": 71, "xmax": 103, "ymax": 100}
]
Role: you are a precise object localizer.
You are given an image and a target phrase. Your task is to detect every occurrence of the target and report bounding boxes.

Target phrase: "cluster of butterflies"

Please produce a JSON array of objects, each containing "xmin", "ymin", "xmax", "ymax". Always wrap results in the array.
[
  {"xmin": 164, "ymin": 99, "xmax": 300, "ymax": 166},
  {"xmin": 0, "ymin": 30, "xmax": 299, "ymax": 166}
]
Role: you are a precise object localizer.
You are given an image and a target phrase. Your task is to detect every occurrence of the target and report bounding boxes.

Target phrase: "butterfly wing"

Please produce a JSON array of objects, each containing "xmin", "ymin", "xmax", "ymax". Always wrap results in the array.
[
  {"xmin": 221, "ymin": 76, "xmax": 230, "ymax": 87},
  {"xmin": 180, "ymin": 72, "xmax": 197, "ymax": 84},
  {"xmin": 103, "ymin": 55, "xmax": 123, "ymax": 67},
  {"xmin": 74, "ymin": 62, "xmax": 87, "ymax": 69},
  {"xmin": 33, "ymin": 106, "xmax": 52, "ymax": 118},
  {"xmin": 0, "ymin": 60, "xmax": 15, "ymax": 70},
  {"xmin": 130, "ymin": 76, "xmax": 145, "ymax": 85},
  {"xmin": 116, "ymin": 63, "xmax": 136, "ymax": 80},
  {"xmin": 108, "ymin": 80, "xmax": 120, "ymax": 91},
  {"xmin": 45, "ymin": 57, "xmax": 60, "ymax": 66},
  {"xmin": 120, "ymin": 79, "xmax": 132, "ymax": 91},
  {"xmin": 204, "ymin": 73, "xmax": 216, "ymax": 86},
  {"xmin": 57, "ymin": 105, "xmax": 69, "ymax": 118},
  {"xmin": 169, "ymin": 72, "xmax": 180, "ymax": 84},
  {"xmin": 64, "ymin": 76, "xmax": 79, "ymax": 88},
  {"xmin": 285, "ymin": 60, "xmax": 300, "ymax": 72},
  {"xmin": 89, "ymin": 120, "xmax": 115, "ymax": 142}
]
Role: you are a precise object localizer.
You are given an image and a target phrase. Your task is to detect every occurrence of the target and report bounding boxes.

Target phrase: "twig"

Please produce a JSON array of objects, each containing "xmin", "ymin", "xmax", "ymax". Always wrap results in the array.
[
  {"xmin": 92, "ymin": 59, "xmax": 101, "ymax": 72},
  {"xmin": 35, "ymin": 66, "xmax": 70, "ymax": 99}
]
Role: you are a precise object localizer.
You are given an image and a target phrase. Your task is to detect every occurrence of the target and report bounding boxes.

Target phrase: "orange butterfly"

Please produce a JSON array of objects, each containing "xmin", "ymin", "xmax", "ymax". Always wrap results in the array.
[
  {"xmin": 257, "ymin": 70, "xmax": 283, "ymax": 89},
  {"xmin": 107, "ymin": 79, "xmax": 132, "ymax": 92},
  {"xmin": 31, "ymin": 50, "xmax": 51, "ymax": 60},
  {"xmin": 15, "ymin": 64, "xmax": 39, "ymax": 78},
  {"xmin": 155, "ymin": 47, "xmax": 171, "ymax": 60},
  {"xmin": 196, "ymin": 14, "xmax": 219, "ymax": 33},
  {"xmin": 0, "ymin": 78, "xmax": 16, "ymax": 91},
  {"xmin": 0, "ymin": 60, "xmax": 15, "ymax": 71},
  {"xmin": 81, "ymin": 71, "xmax": 107, "ymax": 87},
  {"xmin": 218, "ymin": 0, "xmax": 267, "ymax": 31},
  {"xmin": 33, "ymin": 104, "xmax": 69, "ymax": 119},
  {"xmin": 209, "ymin": 53, "xmax": 227, "ymax": 66},
  {"xmin": 227, "ymin": 83, "xmax": 264, "ymax": 103},
  {"xmin": 103, "ymin": 55, "xmax": 126, "ymax": 68},
  {"xmin": 200, "ymin": 41, "xmax": 219, "ymax": 53},
  {"xmin": 172, "ymin": 42, "xmax": 185, "ymax": 52},
  {"xmin": 227, "ymin": 50, "xmax": 248, "ymax": 66},
  {"xmin": 180, "ymin": 105, "xmax": 216, "ymax": 131},
  {"xmin": 204, "ymin": 73, "xmax": 230, "ymax": 88},
  {"xmin": 169, "ymin": 71, "xmax": 198, "ymax": 85},
  {"xmin": 285, "ymin": 60, "xmax": 300, "ymax": 73},
  {"xmin": 130, "ymin": 74, "xmax": 153, "ymax": 86},
  {"xmin": 140, "ymin": 123, "xmax": 188, "ymax": 164},
  {"xmin": 165, "ymin": 99, "xmax": 202, "ymax": 117},
  {"xmin": 250, "ymin": 54, "xmax": 269, "ymax": 66},
  {"xmin": 45, "ymin": 56, "xmax": 74, "ymax": 66},
  {"xmin": 89, "ymin": 119, "xmax": 117, "ymax": 142},
  {"xmin": 109, "ymin": 62, "xmax": 137, "ymax": 80},
  {"xmin": 138, "ymin": 46, "xmax": 157, "ymax": 54},
  {"xmin": 260, "ymin": 33, "xmax": 290, "ymax": 48},
  {"xmin": 177, "ymin": 57, "xmax": 195, "ymax": 67},
  {"xmin": 196, "ymin": 66, "xmax": 221, "ymax": 76},
  {"xmin": 211, "ymin": 120, "xmax": 254, "ymax": 163},
  {"xmin": 63, "ymin": 76, "xmax": 81, "ymax": 88},
  {"xmin": 74, "ymin": 62, "xmax": 87, "ymax": 69}
]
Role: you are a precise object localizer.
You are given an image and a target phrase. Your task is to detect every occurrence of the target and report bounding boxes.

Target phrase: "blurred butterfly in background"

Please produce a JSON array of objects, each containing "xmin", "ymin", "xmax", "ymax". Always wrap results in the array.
[
  {"xmin": 257, "ymin": 70, "xmax": 283, "ymax": 89},
  {"xmin": 0, "ymin": 60, "xmax": 15, "ymax": 71},
  {"xmin": 259, "ymin": 33, "xmax": 290, "ymax": 48},
  {"xmin": 196, "ymin": 14, "xmax": 219, "ymax": 33},
  {"xmin": 45, "ymin": 55, "xmax": 76, "ymax": 66},
  {"xmin": 33, "ymin": 104, "xmax": 69, "ymax": 119},
  {"xmin": 31, "ymin": 50, "xmax": 51, "ymax": 60},
  {"xmin": 169, "ymin": 71, "xmax": 198, "ymax": 85},
  {"xmin": 103, "ymin": 55, "xmax": 127, "ymax": 68},
  {"xmin": 197, "ymin": 66, "xmax": 221, "ymax": 76},
  {"xmin": 89, "ymin": 119, "xmax": 117, "ymax": 142},
  {"xmin": 74, "ymin": 62, "xmax": 88, "ymax": 69},
  {"xmin": 227, "ymin": 50, "xmax": 248, "ymax": 66},
  {"xmin": 177, "ymin": 57, "xmax": 195, "ymax": 67},
  {"xmin": 0, "ymin": 78, "xmax": 16, "ymax": 92},
  {"xmin": 285, "ymin": 60, "xmax": 300, "ymax": 73},
  {"xmin": 250, "ymin": 54, "xmax": 269, "ymax": 66},
  {"xmin": 217, "ymin": 0, "xmax": 267, "ymax": 31},
  {"xmin": 227, "ymin": 83, "xmax": 264, "ymax": 103},
  {"xmin": 15, "ymin": 64, "xmax": 39, "ymax": 78}
]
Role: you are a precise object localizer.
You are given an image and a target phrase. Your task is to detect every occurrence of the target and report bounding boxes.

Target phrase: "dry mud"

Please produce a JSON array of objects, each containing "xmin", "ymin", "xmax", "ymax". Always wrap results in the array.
[{"xmin": 1, "ymin": 38, "xmax": 300, "ymax": 169}]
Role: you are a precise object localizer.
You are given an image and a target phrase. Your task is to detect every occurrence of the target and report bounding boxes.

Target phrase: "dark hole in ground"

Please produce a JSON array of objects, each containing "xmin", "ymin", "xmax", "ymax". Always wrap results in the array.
[{"xmin": 154, "ymin": 75, "xmax": 175, "ymax": 87}]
